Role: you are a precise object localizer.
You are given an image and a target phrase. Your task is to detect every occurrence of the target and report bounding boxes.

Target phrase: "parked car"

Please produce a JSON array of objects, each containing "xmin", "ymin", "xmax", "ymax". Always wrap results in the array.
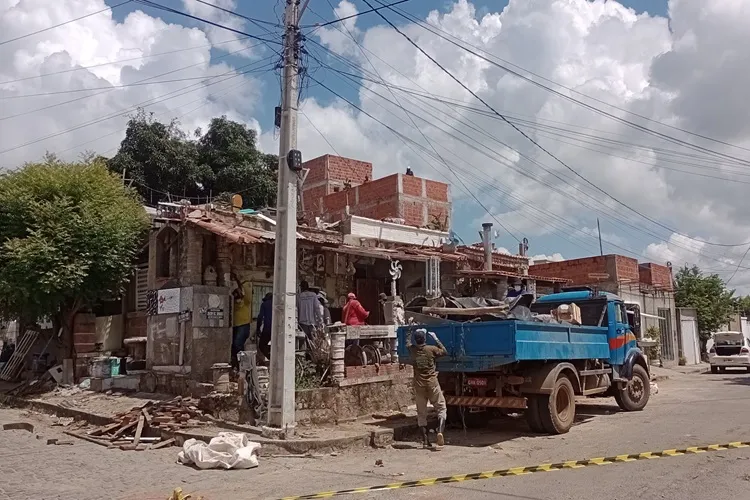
[{"xmin": 707, "ymin": 331, "xmax": 750, "ymax": 373}]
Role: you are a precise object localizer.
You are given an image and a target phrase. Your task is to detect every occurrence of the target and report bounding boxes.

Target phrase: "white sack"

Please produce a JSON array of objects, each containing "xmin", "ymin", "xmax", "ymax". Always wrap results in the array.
[{"xmin": 178, "ymin": 432, "xmax": 261, "ymax": 470}]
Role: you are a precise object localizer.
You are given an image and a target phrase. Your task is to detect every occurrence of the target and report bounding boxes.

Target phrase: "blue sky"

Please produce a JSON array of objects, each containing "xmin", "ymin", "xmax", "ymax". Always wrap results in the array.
[{"xmin": 107, "ymin": 0, "xmax": 674, "ymax": 258}]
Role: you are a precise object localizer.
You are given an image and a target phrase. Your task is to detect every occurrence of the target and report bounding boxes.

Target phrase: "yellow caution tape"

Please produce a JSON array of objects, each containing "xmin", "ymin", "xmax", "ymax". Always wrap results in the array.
[{"xmin": 278, "ymin": 441, "xmax": 750, "ymax": 499}]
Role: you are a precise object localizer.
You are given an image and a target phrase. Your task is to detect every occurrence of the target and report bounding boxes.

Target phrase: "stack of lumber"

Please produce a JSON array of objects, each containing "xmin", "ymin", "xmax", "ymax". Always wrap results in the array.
[{"xmin": 65, "ymin": 397, "xmax": 210, "ymax": 451}]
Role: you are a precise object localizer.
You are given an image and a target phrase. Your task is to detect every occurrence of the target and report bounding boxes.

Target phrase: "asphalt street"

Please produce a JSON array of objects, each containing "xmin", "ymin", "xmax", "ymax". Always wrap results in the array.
[{"xmin": 1, "ymin": 369, "xmax": 749, "ymax": 500}]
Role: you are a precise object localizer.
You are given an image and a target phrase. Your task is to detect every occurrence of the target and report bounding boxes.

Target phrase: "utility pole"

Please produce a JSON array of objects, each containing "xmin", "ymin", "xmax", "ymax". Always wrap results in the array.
[
  {"xmin": 267, "ymin": 0, "xmax": 301, "ymax": 436},
  {"xmin": 597, "ymin": 218, "xmax": 604, "ymax": 256}
]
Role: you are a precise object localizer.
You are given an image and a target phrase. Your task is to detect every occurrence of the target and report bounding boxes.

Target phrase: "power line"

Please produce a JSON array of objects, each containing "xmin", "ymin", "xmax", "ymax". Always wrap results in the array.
[
  {"xmin": 365, "ymin": 1, "xmax": 750, "ymax": 249},
  {"xmin": 192, "ymin": 0, "xmax": 283, "ymax": 28},
  {"xmin": 0, "ymin": 41, "xmax": 269, "ymax": 122},
  {"xmin": 307, "ymin": 47, "xmax": 750, "ymax": 268},
  {"xmin": 134, "ymin": 0, "xmax": 282, "ymax": 45},
  {"xmin": 0, "ymin": 0, "xmax": 132, "ymax": 46},
  {"xmin": 300, "ymin": 111, "xmax": 340, "ymax": 156},
  {"xmin": 382, "ymin": 2, "xmax": 750, "ymax": 168},
  {"xmin": 300, "ymin": 0, "xmax": 413, "ymax": 29},
  {"xmin": 0, "ymin": 35, "xmax": 253, "ymax": 86}
]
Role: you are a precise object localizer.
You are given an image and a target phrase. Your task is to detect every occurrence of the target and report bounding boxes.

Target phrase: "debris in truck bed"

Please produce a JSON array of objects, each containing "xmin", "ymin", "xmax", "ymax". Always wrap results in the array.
[{"xmin": 69, "ymin": 397, "xmax": 209, "ymax": 450}]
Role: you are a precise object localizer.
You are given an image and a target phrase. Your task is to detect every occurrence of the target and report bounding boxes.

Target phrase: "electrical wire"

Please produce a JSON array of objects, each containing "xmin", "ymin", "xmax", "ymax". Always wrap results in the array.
[
  {"xmin": 0, "ymin": 1, "xmax": 132, "ymax": 46},
  {"xmin": 364, "ymin": 1, "xmax": 750, "ymax": 249},
  {"xmin": 134, "ymin": 0, "xmax": 282, "ymax": 45},
  {"xmin": 192, "ymin": 0, "xmax": 283, "ymax": 28},
  {"xmin": 300, "ymin": 0, "xmax": 413, "ymax": 28}
]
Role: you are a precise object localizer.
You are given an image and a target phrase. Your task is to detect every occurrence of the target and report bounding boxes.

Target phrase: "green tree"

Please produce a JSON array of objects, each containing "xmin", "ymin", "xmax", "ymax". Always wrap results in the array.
[
  {"xmin": 674, "ymin": 265, "xmax": 735, "ymax": 344},
  {"xmin": 108, "ymin": 110, "xmax": 201, "ymax": 203},
  {"xmin": 196, "ymin": 116, "xmax": 277, "ymax": 208},
  {"xmin": 109, "ymin": 112, "xmax": 277, "ymax": 207},
  {"xmin": 0, "ymin": 157, "xmax": 150, "ymax": 356},
  {"xmin": 735, "ymin": 295, "xmax": 750, "ymax": 317}
]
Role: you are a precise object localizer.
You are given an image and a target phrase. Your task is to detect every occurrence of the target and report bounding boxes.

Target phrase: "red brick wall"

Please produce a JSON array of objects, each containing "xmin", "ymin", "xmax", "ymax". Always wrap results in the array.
[
  {"xmin": 400, "ymin": 199, "xmax": 424, "ymax": 226},
  {"xmin": 615, "ymin": 255, "xmax": 639, "ymax": 284},
  {"xmin": 302, "ymin": 155, "xmax": 328, "ymax": 184},
  {"xmin": 639, "ymin": 263, "xmax": 673, "ymax": 291},
  {"xmin": 326, "ymin": 155, "xmax": 372, "ymax": 184},
  {"xmin": 531, "ymin": 256, "xmax": 609, "ymax": 284},
  {"xmin": 425, "ymin": 179, "xmax": 449, "ymax": 202},
  {"xmin": 357, "ymin": 175, "xmax": 400, "ymax": 205},
  {"xmin": 402, "ymin": 175, "xmax": 422, "ymax": 197},
  {"xmin": 427, "ymin": 202, "xmax": 449, "ymax": 226},
  {"xmin": 323, "ymin": 189, "xmax": 354, "ymax": 213},
  {"xmin": 302, "ymin": 185, "xmax": 327, "ymax": 212}
]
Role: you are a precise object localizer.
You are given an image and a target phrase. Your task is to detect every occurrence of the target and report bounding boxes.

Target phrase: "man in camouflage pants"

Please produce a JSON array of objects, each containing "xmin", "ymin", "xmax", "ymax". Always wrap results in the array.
[{"xmin": 407, "ymin": 328, "xmax": 448, "ymax": 448}]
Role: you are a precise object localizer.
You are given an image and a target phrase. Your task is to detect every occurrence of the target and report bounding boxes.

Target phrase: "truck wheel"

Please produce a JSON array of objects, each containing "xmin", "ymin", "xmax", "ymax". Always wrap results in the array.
[
  {"xmin": 525, "ymin": 396, "xmax": 545, "ymax": 433},
  {"xmin": 614, "ymin": 364, "xmax": 650, "ymax": 411},
  {"xmin": 710, "ymin": 365, "xmax": 718, "ymax": 374},
  {"xmin": 538, "ymin": 376, "xmax": 576, "ymax": 434}
]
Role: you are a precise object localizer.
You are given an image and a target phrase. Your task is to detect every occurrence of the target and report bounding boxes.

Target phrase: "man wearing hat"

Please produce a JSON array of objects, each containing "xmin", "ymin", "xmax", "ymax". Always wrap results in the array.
[{"xmin": 407, "ymin": 328, "xmax": 448, "ymax": 448}]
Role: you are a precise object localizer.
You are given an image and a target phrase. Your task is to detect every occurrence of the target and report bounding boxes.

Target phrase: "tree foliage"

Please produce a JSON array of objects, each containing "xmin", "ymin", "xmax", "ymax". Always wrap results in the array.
[
  {"xmin": 109, "ymin": 111, "xmax": 277, "ymax": 208},
  {"xmin": 0, "ymin": 157, "xmax": 149, "ymax": 352},
  {"xmin": 674, "ymin": 265, "xmax": 735, "ymax": 342}
]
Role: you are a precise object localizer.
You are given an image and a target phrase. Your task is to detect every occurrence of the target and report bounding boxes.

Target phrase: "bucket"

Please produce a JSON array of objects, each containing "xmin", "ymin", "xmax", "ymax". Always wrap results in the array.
[
  {"xmin": 212, "ymin": 362, "xmax": 232, "ymax": 393},
  {"xmin": 110, "ymin": 357, "xmax": 120, "ymax": 377},
  {"xmin": 90, "ymin": 357, "xmax": 111, "ymax": 378}
]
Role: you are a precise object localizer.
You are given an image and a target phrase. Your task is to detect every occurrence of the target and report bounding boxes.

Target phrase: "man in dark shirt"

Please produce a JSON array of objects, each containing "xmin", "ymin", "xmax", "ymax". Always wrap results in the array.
[
  {"xmin": 256, "ymin": 293, "xmax": 273, "ymax": 361},
  {"xmin": 407, "ymin": 328, "xmax": 448, "ymax": 448}
]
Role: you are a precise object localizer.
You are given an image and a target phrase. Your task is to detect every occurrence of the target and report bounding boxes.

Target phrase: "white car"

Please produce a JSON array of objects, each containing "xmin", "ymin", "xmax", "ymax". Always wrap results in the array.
[{"xmin": 708, "ymin": 331, "xmax": 750, "ymax": 373}]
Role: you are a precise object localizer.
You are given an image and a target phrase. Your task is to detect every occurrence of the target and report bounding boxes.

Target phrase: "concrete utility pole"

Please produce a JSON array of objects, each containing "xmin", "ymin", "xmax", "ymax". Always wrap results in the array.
[{"xmin": 267, "ymin": 0, "xmax": 301, "ymax": 435}]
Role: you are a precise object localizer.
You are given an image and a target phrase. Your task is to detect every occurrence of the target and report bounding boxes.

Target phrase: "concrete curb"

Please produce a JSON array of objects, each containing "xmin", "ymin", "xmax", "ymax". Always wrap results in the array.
[{"xmin": 0, "ymin": 393, "xmax": 417, "ymax": 454}]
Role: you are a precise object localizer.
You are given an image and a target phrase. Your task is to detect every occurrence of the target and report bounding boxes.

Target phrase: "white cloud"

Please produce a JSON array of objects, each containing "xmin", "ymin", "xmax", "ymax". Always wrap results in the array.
[
  {"xmin": 314, "ymin": 0, "xmax": 360, "ymax": 56},
  {"xmin": 0, "ymin": 0, "xmax": 263, "ymax": 168},
  {"xmin": 531, "ymin": 253, "xmax": 564, "ymax": 264},
  {"xmin": 181, "ymin": 0, "xmax": 263, "ymax": 57}
]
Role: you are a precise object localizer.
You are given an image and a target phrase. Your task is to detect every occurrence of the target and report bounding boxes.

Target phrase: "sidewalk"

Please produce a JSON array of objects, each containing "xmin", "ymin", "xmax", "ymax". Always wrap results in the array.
[
  {"xmin": 0, "ymin": 385, "xmax": 419, "ymax": 455},
  {"xmin": 650, "ymin": 362, "xmax": 708, "ymax": 381}
]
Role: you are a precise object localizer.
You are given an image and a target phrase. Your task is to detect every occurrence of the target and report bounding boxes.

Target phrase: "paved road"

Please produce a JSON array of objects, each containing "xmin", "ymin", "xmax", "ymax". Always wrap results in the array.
[{"xmin": 2, "ymin": 370, "xmax": 750, "ymax": 500}]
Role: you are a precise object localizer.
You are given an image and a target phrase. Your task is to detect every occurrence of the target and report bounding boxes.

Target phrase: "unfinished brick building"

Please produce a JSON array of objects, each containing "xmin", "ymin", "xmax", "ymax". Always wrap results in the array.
[
  {"xmin": 300, "ymin": 155, "xmax": 451, "ymax": 229},
  {"xmin": 531, "ymin": 254, "xmax": 679, "ymax": 362}
]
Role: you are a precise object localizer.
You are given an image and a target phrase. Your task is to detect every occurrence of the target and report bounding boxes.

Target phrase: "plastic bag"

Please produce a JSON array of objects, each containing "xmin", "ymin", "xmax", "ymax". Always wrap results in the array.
[{"xmin": 177, "ymin": 432, "xmax": 261, "ymax": 470}]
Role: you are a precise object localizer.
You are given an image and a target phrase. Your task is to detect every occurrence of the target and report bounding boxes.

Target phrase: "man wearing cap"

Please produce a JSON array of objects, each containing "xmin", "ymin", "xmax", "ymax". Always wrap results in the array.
[
  {"xmin": 407, "ymin": 328, "xmax": 448, "ymax": 448},
  {"xmin": 342, "ymin": 292, "xmax": 369, "ymax": 326}
]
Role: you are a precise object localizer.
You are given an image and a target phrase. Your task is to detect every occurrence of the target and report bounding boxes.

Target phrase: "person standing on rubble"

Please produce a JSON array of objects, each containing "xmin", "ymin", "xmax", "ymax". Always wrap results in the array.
[
  {"xmin": 231, "ymin": 274, "xmax": 252, "ymax": 370},
  {"xmin": 406, "ymin": 328, "xmax": 448, "ymax": 448}
]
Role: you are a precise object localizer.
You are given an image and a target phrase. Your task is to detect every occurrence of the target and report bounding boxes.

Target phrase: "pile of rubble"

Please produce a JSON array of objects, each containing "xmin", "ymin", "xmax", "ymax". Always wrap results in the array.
[{"xmin": 65, "ymin": 396, "xmax": 210, "ymax": 451}]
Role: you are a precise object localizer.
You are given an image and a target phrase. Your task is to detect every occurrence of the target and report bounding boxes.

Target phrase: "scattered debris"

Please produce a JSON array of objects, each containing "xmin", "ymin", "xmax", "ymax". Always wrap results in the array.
[
  {"xmin": 650, "ymin": 382, "xmax": 659, "ymax": 395},
  {"xmin": 52, "ymin": 417, "xmax": 75, "ymax": 427},
  {"xmin": 2, "ymin": 422, "xmax": 34, "ymax": 433},
  {"xmin": 168, "ymin": 487, "xmax": 203, "ymax": 500},
  {"xmin": 178, "ymin": 432, "xmax": 261, "ymax": 470},
  {"xmin": 46, "ymin": 438, "xmax": 74, "ymax": 446},
  {"xmin": 375, "ymin": 459, "xmax": 384, "ymax": 467}
]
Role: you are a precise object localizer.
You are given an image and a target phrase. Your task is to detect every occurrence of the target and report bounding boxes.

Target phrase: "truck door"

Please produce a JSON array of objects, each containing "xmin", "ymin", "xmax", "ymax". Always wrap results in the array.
[{"xmin": 608, "ymin": 301, "xmax": 632, "ymax": 365}]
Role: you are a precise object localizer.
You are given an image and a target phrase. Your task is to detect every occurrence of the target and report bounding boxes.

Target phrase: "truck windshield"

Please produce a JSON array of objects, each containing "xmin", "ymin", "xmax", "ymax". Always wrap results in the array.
[{"xmin": 530, "ymin": 299, "xmax": 609, "ymax": 327}]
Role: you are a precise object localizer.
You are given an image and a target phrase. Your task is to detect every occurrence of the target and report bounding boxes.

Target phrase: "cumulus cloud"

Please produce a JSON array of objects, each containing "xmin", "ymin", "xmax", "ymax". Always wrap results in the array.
[
  {"xmin": 531, "ymin": 253, "xmax": 565, "ymax": 264},
  {"xmin": 314, "ymin": 0, "xmax": 361, "ymax": 56},
  {"xmin": 181, "ymin": 0, "xmax": 264, "ymax": 57},
  {"xmin": 0, "ymin": 0, "xmax": 264, "ymax": 169}
]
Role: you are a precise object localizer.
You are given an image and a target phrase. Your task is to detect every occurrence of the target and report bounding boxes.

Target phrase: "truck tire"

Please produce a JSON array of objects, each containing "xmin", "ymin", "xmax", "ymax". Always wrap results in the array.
[
  {"xmin": 538, "ymin": 376, "xmax": 576, "ymax": 434},
  {"xmin": 525, "ymin": 396, "xmax": 545, "ymax": 433},
  {"xmin": 614, "ymin": 364, "xmax": 650, "ymax": 411}
]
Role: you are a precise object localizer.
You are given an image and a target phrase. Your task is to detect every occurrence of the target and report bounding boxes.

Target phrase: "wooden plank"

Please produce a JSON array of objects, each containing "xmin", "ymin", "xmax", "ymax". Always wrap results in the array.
[
  {"xmin": 141, "ymin": 408, "xmax": 153, "ymax": 426},
  {"xmin": 111, "ymin": 420, "xmax": 137, "ymax": 438},
  {"xmin": 64, "ymin": 431, "xmax": 111, "ymax": 447},
  {"xmin": 422, "ymin": 306, "xmax": 508, "ymax": 316},
  {"xmin": 133, "ymin": 415, "xmax": 145, "ymax": 446},
  {"xmin": 88, "ymin": 422, "xmax": 121, "ymax": 437}
]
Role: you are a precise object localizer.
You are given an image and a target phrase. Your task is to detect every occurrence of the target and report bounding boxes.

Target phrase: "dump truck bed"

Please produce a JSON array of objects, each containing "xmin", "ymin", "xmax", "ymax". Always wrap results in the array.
[{"xmin": 397, "ymin": 319, "xmax": 610, "ymax": 372}]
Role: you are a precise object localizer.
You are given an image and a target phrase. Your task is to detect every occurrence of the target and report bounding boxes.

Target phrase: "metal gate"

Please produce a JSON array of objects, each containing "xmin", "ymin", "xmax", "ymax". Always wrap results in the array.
[{"xmin": 658, "ymin": 308, "xmax": 675, "ymax": 361}]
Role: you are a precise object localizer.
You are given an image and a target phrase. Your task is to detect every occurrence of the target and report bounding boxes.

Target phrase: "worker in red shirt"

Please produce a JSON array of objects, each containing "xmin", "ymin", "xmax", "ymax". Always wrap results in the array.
[{"xmin": 342, "ymin": 292, "xmax": 369, "ymax": 326}]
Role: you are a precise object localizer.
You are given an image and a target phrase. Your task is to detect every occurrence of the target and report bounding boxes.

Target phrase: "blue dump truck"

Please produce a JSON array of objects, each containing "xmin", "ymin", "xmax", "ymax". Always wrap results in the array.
[{"xmin": 397, "ymin": 289, "xmax": 650, "ymax": 434}]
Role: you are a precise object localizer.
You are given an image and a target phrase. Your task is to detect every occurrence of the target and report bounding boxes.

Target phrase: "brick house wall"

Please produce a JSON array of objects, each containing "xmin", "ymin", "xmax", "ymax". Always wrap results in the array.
[{"xmin": 638, "ymin": 263, "xmax": 674, "ymax": 291}]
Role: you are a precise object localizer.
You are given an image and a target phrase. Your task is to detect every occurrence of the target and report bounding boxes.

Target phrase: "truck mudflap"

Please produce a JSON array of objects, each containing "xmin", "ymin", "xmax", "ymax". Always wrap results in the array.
[
  {"xmin": 445, "ymin": 395, "xmax": 526, "ymax": 409},
  {"xmin": 518, "ymin": 362, "xmax": 581, "ymax": 395},
  {"xmin": 621, "ymin": 348, "xmax": 649, "ymax": 380}
]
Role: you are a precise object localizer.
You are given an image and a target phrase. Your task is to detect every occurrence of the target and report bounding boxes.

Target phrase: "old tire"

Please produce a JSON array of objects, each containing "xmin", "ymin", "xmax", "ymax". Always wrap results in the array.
[
  {"xmin": 614, "ymin": 364, "xmax": 650, "ymax": 412},
  {"xmin": 538, "ymin": 376, "xmax": 576, "ymax": 434},
  {"xmin": 525, "ymin": 396, "xmax": 545, "ymax": 433},
  {"xmin": 711, "ymin": 365, "xmax": 719, "ymax": 374}
]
